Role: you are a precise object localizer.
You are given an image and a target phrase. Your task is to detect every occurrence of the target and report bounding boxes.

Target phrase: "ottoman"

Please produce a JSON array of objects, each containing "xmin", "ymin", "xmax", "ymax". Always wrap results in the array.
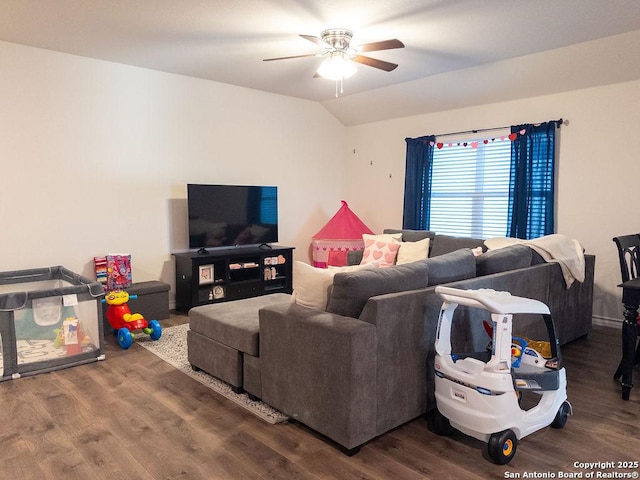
[{"xmin": 187, "ymin": 293, "xmax": 291, "ymax": 399}]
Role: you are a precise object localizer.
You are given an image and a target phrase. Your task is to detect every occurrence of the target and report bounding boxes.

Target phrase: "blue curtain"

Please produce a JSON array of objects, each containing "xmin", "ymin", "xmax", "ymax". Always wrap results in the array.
[
  {"xmin": 507, "ymin": 121, "xmax": 558, "ymax": 239},
  {"xmin": 403, "ymin": 135, "xmax": 435, "ymax": 230}
]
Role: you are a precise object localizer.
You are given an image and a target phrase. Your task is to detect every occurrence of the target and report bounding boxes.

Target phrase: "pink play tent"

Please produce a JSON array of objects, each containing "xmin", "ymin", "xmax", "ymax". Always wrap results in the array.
[{"xmin": 311, "ymin": 200, "xmax": 374, "ymax": 268}]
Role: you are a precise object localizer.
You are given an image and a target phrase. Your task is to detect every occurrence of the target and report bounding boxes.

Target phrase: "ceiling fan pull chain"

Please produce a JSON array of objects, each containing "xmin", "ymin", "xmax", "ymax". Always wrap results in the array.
[{"xmin": 333, "ymin": 77, "xmax": 345, "ymax": 97}]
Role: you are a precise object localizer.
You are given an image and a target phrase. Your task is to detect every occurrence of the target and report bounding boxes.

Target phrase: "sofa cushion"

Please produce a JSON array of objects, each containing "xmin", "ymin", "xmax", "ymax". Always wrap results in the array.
[
  {"xmin": 476, "ymin": 244, "xmax": 533, "ymax": 276},
  {"xmin": 430, "ymin": 234, "xmax": 485, "ymax": 257},
  {"xmin": 327, "ymin": 259, "xmax": 430, "ymax": 318},
  {"xmin": 347, "ymin": 249, "xmax": 364, "ymax": 265},
  {"xmin": 383, "ymin": 229, "xmax": 436, "ymax": 243},
  {"xmin": 426, "ymin": 248, "xmax": 477, "ymax": 286},
  {"xmin": 530, "ymin": 249, "xmax": 547, "ymax": 265}
]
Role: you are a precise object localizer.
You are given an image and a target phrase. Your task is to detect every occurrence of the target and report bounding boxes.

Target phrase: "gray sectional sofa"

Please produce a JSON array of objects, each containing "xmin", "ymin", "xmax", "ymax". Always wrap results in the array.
[{"xmin": 188, "ymin": 230, "xmax": 595, "ymax": 455}]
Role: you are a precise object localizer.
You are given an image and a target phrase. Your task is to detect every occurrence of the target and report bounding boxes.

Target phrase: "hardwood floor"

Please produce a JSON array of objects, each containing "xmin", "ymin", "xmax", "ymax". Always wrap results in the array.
[{"xmin": 1, "ymin": 314, "xmax": 638, "ymax": 479}]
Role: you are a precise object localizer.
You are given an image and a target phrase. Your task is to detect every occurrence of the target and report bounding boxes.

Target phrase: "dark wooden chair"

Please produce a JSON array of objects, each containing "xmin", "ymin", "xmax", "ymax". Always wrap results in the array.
[
  {"xmin": 613, "ymin": 234, "xmax": 640, "ymax": 283},
  {"xmin": 612, "ymin": 234, "xmax": 640, "ymax": 384}
]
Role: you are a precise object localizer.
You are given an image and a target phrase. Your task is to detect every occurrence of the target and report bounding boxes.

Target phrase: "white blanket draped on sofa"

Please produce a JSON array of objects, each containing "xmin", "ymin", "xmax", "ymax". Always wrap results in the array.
[{"xmin": 484, "ymin": 234, "xmax": 586, "ymax": 288}]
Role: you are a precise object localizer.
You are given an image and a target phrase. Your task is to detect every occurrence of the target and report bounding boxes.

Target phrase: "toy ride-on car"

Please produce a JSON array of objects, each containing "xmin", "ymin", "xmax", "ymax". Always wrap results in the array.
[
  {"xmin": 428, "ymin": 286, "xmax": 571, "ymax": 465},
  {"xmin": 104, "ymin": 290, "xmax": 162, "ymax": 349}
]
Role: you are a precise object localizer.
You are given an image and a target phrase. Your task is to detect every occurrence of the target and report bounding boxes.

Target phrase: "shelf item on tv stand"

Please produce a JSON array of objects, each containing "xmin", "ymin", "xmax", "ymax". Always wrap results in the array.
[{"xmin": 173, "ymin": 245, "xmax": 294, "ymax": 311}]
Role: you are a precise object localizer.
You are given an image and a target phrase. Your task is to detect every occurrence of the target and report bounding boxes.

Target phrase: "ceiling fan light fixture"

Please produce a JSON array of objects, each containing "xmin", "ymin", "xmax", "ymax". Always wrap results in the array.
[
  {"xmin": 316, "ymin": 53, "xmax": 357, "ymax": 80},
  {"xmin": 264, "ymin": 27, "xmax": 403, "ymax": 96}
]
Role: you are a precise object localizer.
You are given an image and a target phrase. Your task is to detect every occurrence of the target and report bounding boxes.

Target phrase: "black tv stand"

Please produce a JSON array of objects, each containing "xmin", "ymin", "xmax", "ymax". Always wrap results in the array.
[
  {"xmin": 173, "ymin": 245, "xmax": 294, "ymax": 311},
  {"xmin": 197, "ymin": 247, "xmax": 209, "ymax": 255},
  {"xmin": 259, "ymin": 243, "xmax": 272, "ymax": 250}
]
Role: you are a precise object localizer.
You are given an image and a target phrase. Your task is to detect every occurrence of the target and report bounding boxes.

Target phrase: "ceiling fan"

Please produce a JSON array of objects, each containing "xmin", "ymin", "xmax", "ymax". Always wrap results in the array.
[{"xmin": 263, "ymin": 28, "xmax": 405, "ymax": 80}]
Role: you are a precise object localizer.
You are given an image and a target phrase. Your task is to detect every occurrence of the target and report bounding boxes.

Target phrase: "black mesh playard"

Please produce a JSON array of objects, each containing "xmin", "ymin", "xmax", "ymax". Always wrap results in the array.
[{"xmin": 0, "ymin": 266, "xmax": 105, "ymax": 380}]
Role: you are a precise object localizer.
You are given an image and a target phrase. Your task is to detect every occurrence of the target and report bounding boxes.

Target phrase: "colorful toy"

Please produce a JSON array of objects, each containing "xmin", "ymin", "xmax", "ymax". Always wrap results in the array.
[
  {"xmin": 429, "ymin": 287, "xmax": 571, "ymax": 465},
  {"xmin": 483, "ymin": 320, "xmax": 553, "ymax": 362},
  {"xmin": 53, "ymin": 316, "xmax": 93, "ymax": 355},
  {"xmin": 103, "ymin": 290, "xmax": 162, "ymax": 349}
]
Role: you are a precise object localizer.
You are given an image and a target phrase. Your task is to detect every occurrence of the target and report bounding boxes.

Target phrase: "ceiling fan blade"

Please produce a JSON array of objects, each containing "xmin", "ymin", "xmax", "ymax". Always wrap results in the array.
[
  {"xmin": 263, "ymin": 53, "xmax": 319, "ymax": 62},
  {"xmin": 300, "ymin": 34, "xmax": 328, "ymax": 47},
  {"xmin": 353, "ymin": 55, "xmax": 398, "ymax": 72},
  {"xmin": 355, "ymin": 39, "xmax": 404, "ymax": 53}
]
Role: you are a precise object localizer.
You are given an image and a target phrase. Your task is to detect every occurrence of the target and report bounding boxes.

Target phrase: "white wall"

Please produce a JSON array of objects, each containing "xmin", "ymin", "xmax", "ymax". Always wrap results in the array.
[
  {"xmin": 0, "ymin": 41, "xmax": 347, "ymax": 304},
  {"xmin": 345, "ymin": 80, "xmax": 640, "ymax": 324},
  {"xmin": 3, "ymin": 39, "xmax": 639, "ymax": 323}
]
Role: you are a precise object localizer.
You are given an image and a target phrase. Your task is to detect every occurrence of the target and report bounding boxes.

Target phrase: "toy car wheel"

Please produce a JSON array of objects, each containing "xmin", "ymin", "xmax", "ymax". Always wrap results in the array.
[
  {"xmin": 488, "ymin": 429, "xmax": 517, "ymax": 465},
  {"xmin": 149, "ymin": 320, "xmax": 162, "ymax": 341},
  {"xmin": 551, "ymin": 401, "xmax": 571, "ymax": 429},
  {"xmin": 117, "ymin": 328, "xmax": 133, "ymax": 349},
  {"xmin": 426, "ymin": 408, "xmax": 454, "ymax": 436}
]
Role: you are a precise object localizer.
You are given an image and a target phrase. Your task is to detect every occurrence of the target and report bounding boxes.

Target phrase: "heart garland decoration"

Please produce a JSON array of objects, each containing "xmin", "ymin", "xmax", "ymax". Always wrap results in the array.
[
  {"xmin": 427, "ymin": 129, "xmax": 531, "ymax": 150},
  {"xmin": 429, "ymin": 128, "xmax": 527, "ymax": 150},
  {"xmin": 425, "ymin": 128, "xmax": 527, "ymax": 150}
]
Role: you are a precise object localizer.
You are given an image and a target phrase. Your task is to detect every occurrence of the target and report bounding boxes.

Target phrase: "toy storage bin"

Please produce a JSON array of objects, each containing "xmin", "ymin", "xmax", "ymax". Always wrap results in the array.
[{"xmin": 0, "ymin": 266, "xmax": 105, "ymax": 380}]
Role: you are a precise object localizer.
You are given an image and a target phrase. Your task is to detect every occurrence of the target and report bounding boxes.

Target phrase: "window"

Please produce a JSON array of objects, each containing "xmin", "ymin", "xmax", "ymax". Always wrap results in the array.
[
  {"xmin": 429, "ymin": 136, "xmax": 511, "ymax": 238},
  {"xmin": 404, "ymin": 121, "xmax": 558, "ymax": 240}
]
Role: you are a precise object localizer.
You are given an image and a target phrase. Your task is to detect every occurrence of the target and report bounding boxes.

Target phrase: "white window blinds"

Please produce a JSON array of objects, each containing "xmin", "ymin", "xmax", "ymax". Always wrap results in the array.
[{"xmin": 429, "ymin": 135, "xmax": 511, "ymax": 238}]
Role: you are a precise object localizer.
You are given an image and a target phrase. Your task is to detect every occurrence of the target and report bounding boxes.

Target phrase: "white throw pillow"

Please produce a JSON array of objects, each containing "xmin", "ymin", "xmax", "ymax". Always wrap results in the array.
[
  {"xmin": 293, "ymin": 261, "xmax": 376, "ymax": 310},
  {"xmin": 292, "ymin": 261, "xmax": 335, "ymax": 310},
  {"xmin": 396, "ymin": 238, "xmax": 430, "ymax": 265}
]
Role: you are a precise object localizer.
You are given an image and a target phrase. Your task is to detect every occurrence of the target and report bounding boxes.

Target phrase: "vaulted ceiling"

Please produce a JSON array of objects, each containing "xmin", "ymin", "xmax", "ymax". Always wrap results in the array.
[{"xmin": 2, "ymin": 0, "xmax": 640, "ymax": 125}]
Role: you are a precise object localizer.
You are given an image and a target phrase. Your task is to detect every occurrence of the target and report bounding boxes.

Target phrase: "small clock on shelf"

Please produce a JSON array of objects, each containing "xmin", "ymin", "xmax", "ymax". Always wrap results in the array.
[{"xmin": 213, "ymin": 285, "xmax": 225, "ymax": 299}]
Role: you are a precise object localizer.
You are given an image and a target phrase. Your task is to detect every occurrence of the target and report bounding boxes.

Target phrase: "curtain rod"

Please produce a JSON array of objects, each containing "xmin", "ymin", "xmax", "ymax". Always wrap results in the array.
[{"xmin": 433, "ymin": 118, "xmax": 564, "ymax": 138}]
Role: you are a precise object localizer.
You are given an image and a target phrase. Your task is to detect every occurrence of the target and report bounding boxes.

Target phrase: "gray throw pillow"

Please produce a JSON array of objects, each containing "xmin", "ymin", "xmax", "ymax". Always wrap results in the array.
[
  {"xmin": 476, "ymin": 244, "xmax": 533, "ymax": 276},
  {"xmin": 426, "ymin": 248, "xmax": 477, "ymax": 286},
  {"xmin": 326, "ymin": 259, "xmax": 430, "ymax": 318},
  {"xmin": 383, "ymin": 228, "xmax": 436, "ymax": 243},
  {"xmin": 430, "ymin": 235, "xmax": 485, "ymax": 257}
]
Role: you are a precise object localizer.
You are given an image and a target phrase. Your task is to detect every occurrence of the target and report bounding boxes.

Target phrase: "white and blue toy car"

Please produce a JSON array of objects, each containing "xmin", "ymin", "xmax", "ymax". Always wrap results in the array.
[{"xmin": 428, "ymin": 286, "xmax": 572, "ymax": 465}]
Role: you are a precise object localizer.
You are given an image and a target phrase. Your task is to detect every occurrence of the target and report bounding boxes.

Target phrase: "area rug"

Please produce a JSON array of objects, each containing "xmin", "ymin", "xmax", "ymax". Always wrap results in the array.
[{"xmin": 136, "ymin": 323, "xmax": 288, "ymax": 424}]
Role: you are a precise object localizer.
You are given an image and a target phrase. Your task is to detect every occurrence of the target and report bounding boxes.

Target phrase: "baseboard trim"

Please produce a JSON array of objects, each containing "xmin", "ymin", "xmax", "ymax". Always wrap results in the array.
[{"xmin": 592, "ymin": 315, "xmax": 622, "ymax": 329}]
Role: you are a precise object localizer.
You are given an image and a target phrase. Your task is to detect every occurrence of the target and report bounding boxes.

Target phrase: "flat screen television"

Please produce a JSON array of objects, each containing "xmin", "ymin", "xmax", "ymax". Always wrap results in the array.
[{"xmin": 187, "ymin": 184, "xmax": 278, "ymax": 251}]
